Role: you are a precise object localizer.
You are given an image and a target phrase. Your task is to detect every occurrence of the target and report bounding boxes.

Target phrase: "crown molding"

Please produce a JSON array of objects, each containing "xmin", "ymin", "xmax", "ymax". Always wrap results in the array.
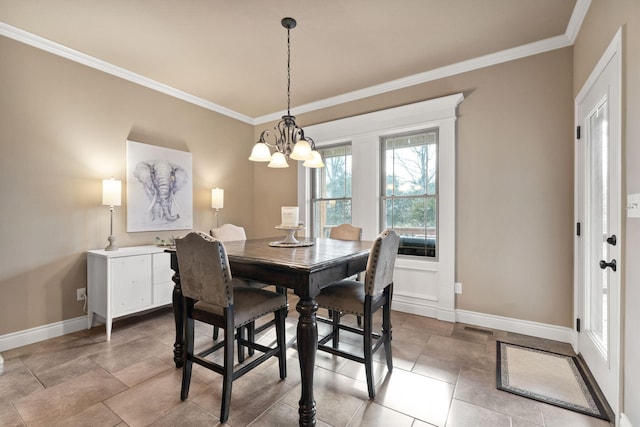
[
  {"xmin": 2, "ymin": 0, "xmax": 590, "ymax": 126},
  {"xmin": 255, "ymin": 34, "xmax": 572, "ymax": 124},
  {"xmin": 0, "ymin": 22, "xmax": 254, "ymax": 125},
  {"xmin": 256, "ymin": 0, "xmax": 590, "ymax": 124},
  {"xmin": 566, "ymin": 0, "xmax": 592, "ymax": 43}
]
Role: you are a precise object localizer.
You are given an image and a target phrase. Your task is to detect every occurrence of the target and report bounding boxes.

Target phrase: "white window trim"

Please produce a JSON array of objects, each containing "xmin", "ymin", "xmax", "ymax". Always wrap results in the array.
[{"xmin": 298, "ymin": 93, "xmax": 463, "ymax": 321}]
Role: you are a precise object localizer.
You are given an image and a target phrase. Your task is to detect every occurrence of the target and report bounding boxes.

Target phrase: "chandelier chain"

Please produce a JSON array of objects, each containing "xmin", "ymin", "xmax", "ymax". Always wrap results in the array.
[{"xmin": 287, "ymin": 26, "xmax": 291, "ymax": 116}]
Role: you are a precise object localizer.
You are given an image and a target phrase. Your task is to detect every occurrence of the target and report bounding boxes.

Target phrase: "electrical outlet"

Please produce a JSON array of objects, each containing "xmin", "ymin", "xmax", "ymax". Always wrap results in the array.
[
  {"xmin": 76, "ymin": 288, "xmax": 86, "ymax": 301},
  {"xmin": 454, "ymin": 282, "xmax": 462, "ymax": 294}
]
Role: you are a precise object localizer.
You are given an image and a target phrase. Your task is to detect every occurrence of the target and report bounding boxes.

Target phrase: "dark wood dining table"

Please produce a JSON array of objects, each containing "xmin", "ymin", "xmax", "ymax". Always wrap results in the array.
[{"xmin": 167, "ymin": 236, "xmax": 371, "ymax": 427}]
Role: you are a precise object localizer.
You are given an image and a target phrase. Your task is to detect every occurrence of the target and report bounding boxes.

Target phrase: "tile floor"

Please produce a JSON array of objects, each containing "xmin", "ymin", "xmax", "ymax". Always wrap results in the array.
[{"xmin": 0, "ymin": 293, "xmax": 613, "ymax": 426}]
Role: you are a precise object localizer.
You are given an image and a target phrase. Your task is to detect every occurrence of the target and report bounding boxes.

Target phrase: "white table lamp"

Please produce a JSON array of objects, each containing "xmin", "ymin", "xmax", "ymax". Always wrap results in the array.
[
  {"xmin": 212, "ymin": 187, "xmax": 224, "ymax": 227},
  {"xmin": 102, "ymin": 178, "xmax": 122, "ymax": 251}
]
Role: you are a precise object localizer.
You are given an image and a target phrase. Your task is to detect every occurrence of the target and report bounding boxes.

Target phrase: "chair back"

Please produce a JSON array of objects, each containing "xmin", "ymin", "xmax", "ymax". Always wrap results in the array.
[
  {"xmin": 363, "ymin": 229, "xmax": 400, "ymax": 296},
  {"xmin": 175, "ymin": 231, "xmax": 234, "ymax": 307},
  {"xmin": 210, "ymin": 223, "xmax": 247, "ymax": 242},
  {"xmin": 329, "ymin": 223, "xmax": 363, "ymax": 241}
]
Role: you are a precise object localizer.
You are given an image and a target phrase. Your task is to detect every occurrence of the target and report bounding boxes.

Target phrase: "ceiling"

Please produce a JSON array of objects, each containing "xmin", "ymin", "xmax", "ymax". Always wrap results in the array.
[{"xmin": 0, "ymin": 0, "xmax": 582, "ymax": 123}]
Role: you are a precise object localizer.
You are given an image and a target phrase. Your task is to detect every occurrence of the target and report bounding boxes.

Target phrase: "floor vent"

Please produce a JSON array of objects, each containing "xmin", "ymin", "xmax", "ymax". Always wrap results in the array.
[{"xmin": 463, "ymin": 326, "xmax": 494, "ymax": 335}]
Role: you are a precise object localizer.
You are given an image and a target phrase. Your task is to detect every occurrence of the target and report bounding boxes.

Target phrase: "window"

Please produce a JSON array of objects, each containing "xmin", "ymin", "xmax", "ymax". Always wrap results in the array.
[
  {"xmin": 381, "ymin": 130, "xmax": 438, "ymax": 257},
  {"xmin": 311, "ymin": 144, "xmax": 352, "ymax": 237},
  {"xmin": 300, "ymin": 94, "xmax": 462, "ymax": 320}
]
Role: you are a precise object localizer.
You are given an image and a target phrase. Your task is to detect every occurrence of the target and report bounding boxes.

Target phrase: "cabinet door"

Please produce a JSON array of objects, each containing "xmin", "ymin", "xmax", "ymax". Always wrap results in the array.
[
  {"xmin": 111, "ymin": 255, "xmax": 152, "ymax": 315},
  {"xmin": 152, "ymin": 252, "xmax": 174, "ymax": 305}
]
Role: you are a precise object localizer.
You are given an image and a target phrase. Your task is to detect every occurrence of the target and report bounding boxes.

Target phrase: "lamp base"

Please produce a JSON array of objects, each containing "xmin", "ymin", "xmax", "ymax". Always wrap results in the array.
[{"xmin": 105, "ymin": 235, "xmax": 119, "ymax": 251}]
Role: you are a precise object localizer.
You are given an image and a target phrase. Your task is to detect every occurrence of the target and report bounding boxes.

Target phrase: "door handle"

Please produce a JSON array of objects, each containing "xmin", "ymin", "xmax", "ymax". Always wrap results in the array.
[
  {"xmin": 606, "ymin": 234, "xmax": 617, "ymax": 246},
  {"xmin": 599, "ymin": 259, "xmax": 617, "ymax": 272}
]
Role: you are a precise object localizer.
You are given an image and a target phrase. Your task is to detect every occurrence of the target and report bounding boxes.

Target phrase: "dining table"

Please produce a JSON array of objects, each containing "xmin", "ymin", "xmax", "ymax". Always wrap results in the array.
[{"xmin": 167, "ymin": 236, "xmax": 372, "ymax": 427}]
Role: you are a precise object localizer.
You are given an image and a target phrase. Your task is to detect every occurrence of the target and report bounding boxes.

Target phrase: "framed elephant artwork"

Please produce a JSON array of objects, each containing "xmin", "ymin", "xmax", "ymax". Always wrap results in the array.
[{"xmin": 126, "ymin": 140, "xmax": 193, "ymax": 232}]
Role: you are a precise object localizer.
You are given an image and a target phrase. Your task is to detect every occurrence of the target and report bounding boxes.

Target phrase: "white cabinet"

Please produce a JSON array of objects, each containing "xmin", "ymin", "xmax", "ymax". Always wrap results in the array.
[{"xmin": 87, "ymin": 246, "xmax": 174, "ymax": 341}]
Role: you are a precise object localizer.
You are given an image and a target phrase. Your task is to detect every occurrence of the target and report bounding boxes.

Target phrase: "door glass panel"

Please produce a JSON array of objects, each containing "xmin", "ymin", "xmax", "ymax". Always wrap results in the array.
[{"xmin": 586, "ymin": 98, "xmax": 608, "ymax": 355}]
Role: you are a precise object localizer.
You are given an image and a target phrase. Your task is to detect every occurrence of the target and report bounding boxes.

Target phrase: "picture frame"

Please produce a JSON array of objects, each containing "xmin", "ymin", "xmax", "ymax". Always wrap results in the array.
[{"xmin": 126, "ymin": 140, "xmax": 193, "ymax": 232}]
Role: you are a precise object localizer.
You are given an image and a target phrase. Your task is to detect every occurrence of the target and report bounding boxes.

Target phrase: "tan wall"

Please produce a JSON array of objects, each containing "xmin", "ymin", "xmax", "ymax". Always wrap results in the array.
[
  {"xmin": 574, "ymin": 0, "xmax": 640, "ymax": 423},
  {"xmin": 256, "ymin": 48, "xmax": 575, "ymax": 327},
  {"xmin": 0, "ymin": 37, "xmax": 255, "ymax": 335},
  {"xmin": 456, "ymin": 50, "xmax": 574, "ymax": 327},
  {"xmin": 2, "ymin": 25, "xmax": 576, "ymax": 341}
]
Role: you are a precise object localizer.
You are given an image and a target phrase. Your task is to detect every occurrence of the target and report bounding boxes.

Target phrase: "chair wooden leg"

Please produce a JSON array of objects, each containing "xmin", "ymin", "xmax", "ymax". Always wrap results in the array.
[
  {"xmin": 331, "ymin": 310, "xmax": 340, "ymax": 348},
  {"xmin": 220, "ymin": 322, "xmax": 234, "ymax": 423},
  {"xmin": 382, "ymin": 290, "xmax": 393, "ymax": 371},
  {"xmin": 364, "ymin": 302, "xmax": 375, "ymax": 399},
  {"xmin": 212, "ymin": 325, "xmax": 219, "ymax": 340},
  {"xmin": 275, "ymin": 308, "xmax": 287, "ymax": 379},
  {"xmin": 237, "ymin": 326, "xmax": 245, "ymax": 363},
  {"xmin": 247, "ymin": 322, "xmax": 256, "ymax": 356},
  {"xmin": 181, "ymin": 316, "xmax": 194, "ymax": 400},
  {"xmin": 276, "ymin": 286, "xmax": 289, "ymax": 317}
]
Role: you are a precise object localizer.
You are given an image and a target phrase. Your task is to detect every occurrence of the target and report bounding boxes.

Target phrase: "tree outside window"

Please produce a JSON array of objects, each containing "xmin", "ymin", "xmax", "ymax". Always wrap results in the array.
[
  {"xmin": 381, "ymin": 130, "xmax": 438, "ymax": 257},
  {"xmin": 311, "ymin": 144, "xmax": 352, "ymax": 237}
]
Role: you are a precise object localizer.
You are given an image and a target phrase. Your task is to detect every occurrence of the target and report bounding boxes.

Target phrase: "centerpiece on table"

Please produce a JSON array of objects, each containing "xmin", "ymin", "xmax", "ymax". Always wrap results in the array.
[{"xmin": 270, "ymin": 206, "xmax": 314, "ymax": 247}]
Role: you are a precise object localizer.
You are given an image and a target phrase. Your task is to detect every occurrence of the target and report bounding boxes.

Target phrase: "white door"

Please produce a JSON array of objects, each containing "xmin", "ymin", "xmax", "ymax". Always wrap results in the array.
[{"xmin": 575, "ymin": 29, "xmax": 621, "ymax": 416}]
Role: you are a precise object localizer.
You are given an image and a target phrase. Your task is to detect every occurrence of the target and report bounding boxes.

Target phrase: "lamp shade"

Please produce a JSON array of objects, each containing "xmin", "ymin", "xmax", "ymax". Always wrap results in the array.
[
  {"xmin": 268, "ymin": 152, "xmax": 289, "ymax": 168},
  {"xmin": 249, "ymin": 142, "xmax": 272, "ymax": 162},
  {"xmin": 102, "ymin": 178, "xmax": 122, "ymax": 206},
  {"xmin": 211, "ymin": 188, "xmax": 224, "ymax": 209},
  {"xmin": 303, "ymin": 150, "xmax": 325, "ymax": 168},
  {"xmin": 290, "ymin": 139, "xmax": 313, "ymax": 161}
]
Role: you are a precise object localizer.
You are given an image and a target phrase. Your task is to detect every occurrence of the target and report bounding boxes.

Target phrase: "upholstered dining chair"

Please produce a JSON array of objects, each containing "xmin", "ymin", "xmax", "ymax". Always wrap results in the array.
[
  {"xmin": 329, "ymin": 223, "xmax": 364, "ymax": 325},
  {"xmin": 209, "ymin": 224, "xmax": 249, "ymax": 342},
  {"xmin": 210, "ymin": 223, "xmax": 247, "ymax": 242},
  {"xmin": 210, "ymin": 224, "xmax": 287, "ymax": 358},
  {"xmin": 175, "ymin": 231, "xmax": 287, "ymax": 423},
  {"xmin": 329, "ymin": 223, "xmax": 363, "ymax": 241},
  {"xmin": 316, "ymin": 229, "xmax": 400, "ymax": 399}
]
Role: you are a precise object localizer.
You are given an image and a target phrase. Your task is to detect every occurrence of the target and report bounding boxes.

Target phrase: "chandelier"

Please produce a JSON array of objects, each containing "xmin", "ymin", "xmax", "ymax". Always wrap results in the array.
[{"xmin": 249, "ymin": 17, "xmax": 324, "ymax": 168}]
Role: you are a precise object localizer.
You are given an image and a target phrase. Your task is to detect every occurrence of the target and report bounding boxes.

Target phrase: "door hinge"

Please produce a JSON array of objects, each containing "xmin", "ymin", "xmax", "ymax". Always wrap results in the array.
[
  {"xmin": 576, "ymin": 125, "xmax": 581, "ymax": 139},
  {"xmin": 576, "ymin": 222, "xmax": 581, "ymax": 236},
  {"xmin": 576, "ymin": 318, "xmax": 581, "ymax": 332}
]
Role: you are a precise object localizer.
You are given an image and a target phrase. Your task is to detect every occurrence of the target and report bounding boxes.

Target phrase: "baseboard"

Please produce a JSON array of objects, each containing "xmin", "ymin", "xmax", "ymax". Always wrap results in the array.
[
  {"xmin": 392, "ymin": 297, "xmax": 438, "ymax": 318},
  {"xmin": 391, "ymin": 299, "xmax": 573, "ymax": 343},
  {"xmin": 392, "ymin": 295, "xmax": 451, "ymax": 320},
  {"xmin": 456, "ymin": 309, "xmax": 573, "ymax": 343},
  {"xmin": 0, "ymin": 308, "xmax": 577, "ymax": 352},
  {"xmin": 620, "ymin": 413, "xmax": 633, "ymax": 427},
  {"xmin": 0, "ymin": 316, "xmax": 87, "ymax": 352}
]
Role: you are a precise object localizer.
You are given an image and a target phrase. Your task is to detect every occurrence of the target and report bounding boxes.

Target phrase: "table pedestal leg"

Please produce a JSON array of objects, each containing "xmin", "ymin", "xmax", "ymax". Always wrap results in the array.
[{"xmin": 296, "ymin": 297, "xmax": 318, "ymax": 427}]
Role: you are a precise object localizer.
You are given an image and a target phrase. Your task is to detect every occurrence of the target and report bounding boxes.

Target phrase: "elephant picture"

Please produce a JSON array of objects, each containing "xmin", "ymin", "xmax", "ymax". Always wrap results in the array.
[
  {"xmin": 134, "ymin": 160, "xmax": 188, "ymax": 223},
  {"xmin": 126, "ymin": 140, "xmax": 193, "ymax": 232}
]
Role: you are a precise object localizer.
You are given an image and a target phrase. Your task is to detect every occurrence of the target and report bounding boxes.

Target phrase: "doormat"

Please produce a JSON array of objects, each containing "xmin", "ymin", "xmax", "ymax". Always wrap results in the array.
[{"xmin": 496, "ymin": 341, "xmax": 609, "ymax": 420}]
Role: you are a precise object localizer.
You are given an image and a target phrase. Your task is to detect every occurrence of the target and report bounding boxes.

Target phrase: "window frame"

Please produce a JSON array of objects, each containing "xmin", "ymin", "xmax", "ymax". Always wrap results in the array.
[
  {"xmin": 297, "ymin": 93, "xmax": 462, "ymax": 323},
  {"xmin": 380, "ymin": 128, "xmax": 439, "ymax": 258},
  {"xmin": 310, "ymin": 143, "xmax": 353, "ymax": 238}
]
